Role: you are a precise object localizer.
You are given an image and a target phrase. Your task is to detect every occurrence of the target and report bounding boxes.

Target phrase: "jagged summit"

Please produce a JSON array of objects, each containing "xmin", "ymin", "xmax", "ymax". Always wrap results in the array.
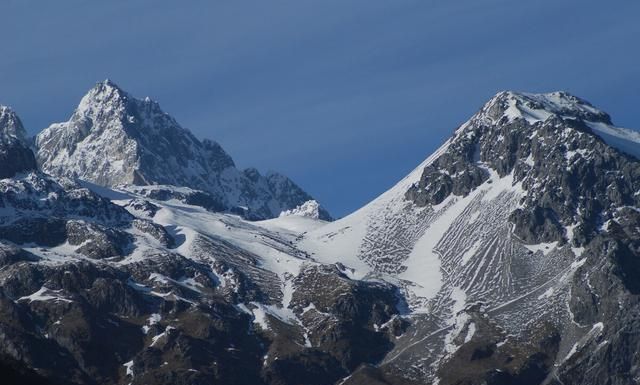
[
  {"xmin": 458, "ymin": 90, "xmax": 640, "ymax": 160},
  {"xmin": 77, "ymin": 79, "xmax": 127, "ymax": 109},
  {"xmin": 0, "ymin": 106, "xmax": 37, "ymax": 178},
  {"xmin": 476, "ymin": 90, "xmax": 612, "ymax": 126},
  {"xmin": 76, "ymin": 80, "xmax": 167, "ymax": 124},
  {"xmin": 0, "ymin": 105, "xmax": 29, "ymax": 143},
  {"xmin": 35, "ymin": 81, "xmax": 325, "ymax": 220}
]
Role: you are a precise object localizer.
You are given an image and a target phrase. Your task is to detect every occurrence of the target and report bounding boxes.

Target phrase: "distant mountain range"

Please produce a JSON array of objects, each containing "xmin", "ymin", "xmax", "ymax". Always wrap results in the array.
[{"xmin": 0, "ymin": 83, "xmax": 639, "ymax": 385}]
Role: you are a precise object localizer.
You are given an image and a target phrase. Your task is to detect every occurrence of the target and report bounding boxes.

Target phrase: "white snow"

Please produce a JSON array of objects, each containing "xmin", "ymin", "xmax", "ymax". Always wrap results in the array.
[
  {"xmin": 523, "ymin": 241, "xmax": 558, "ymax": 256},
  {"xmin": 250, "ymin": 305, "xmax": 271, "ymax": 331},
  {"xmin": 460, "ymin": 241, "xmax": 480, "ymax": 266},
  {"xmin": 142, "ymin": 313, "xmax": 162, "ymax": 334},
  {"xmin": 279, "ymin": 200, "xmax": 325, "ymax": 219},
  {"xmin": 564, "ymin": 342, "xmax": 579, "ymax": 361},
  {"xmin": 249, "ymin": 302, "xmax": 298, "ymax": 330},
  {"xmin": 123, "ymin": 360, "xmax": 134, "ymax": 377},
  {"xmin": 258, "ymin": 215, "xmax": 327, "ymax": 235},
  {"xmin": 149, "ymin": 201, "xmax": 307, "ymax": 280},
  {"xmin": 18, "ymin": 287, "xmax": 73, "ymax": 303},
  {"xmin": 443, "ymin": 312, "xmax": 471, "ymax": 355},
  {"xmin": 150, "ymin": 326, "xmax": 175, "ymax": 347},
  {"xmin": 513, "ymin": 92, "xmax": 600, "ymax": 121},
  {"xmin": 537, "ymin": 287, "xmax": 555, "ymax": 300},
  {"xmin": 299, "ymin": 153, "xmax": 527, "ymax": 314},
  {"xmin": 503, "ymin": 95, "xmax": 553, "ymax": 124},
  {"xmin": 563, "ymin": 322, "xmax": 604, "ymax": 361},
  {"xmin": 450, "ymin": 286, "xmax": 467, "ymax": 316},
  {"xmin": 587, "ymin": 121, "xmax": 640, "ymax": 159},
  {"xmin": 564, "ymin": 223, "xmax": 585, "ymax": 257},
  {"xmin": 300, "ymin": 138, "xmax": 454, "ymax": 282},
  {"xmin": 465, "ymin": 322, "xmax": 476, "ymax": 343},
  {"xmin": 281, "ymin": 276, "xmax": 295, "ymax": 309},
  {"xmin": 401, "ymin": 169, "xmax": 519, "ymax": 307}
]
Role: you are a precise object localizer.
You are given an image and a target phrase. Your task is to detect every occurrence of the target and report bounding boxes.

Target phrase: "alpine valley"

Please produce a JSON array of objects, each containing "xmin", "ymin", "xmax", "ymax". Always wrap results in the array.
[{"xmin": 1, "ymin": 81, "xmax": 640, "ymax": 385}]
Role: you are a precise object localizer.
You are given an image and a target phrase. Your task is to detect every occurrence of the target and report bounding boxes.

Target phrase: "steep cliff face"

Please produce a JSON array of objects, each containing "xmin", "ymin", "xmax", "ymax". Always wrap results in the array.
[
  {"xmin": 0, "ymin": 106, "xmax": 37, "ymax": 178},
  {"xmin": 35, "ymin": 80, "xmax": 329, "ymax": 220}
]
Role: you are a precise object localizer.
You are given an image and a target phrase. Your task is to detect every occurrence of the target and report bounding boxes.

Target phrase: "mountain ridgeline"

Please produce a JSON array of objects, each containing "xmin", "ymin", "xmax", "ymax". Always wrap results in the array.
[
  {"xmin": 35, "ymin": 80, "xmax": 331, "ymax": 221},
  {"xmin": 0, "ymin": 85, "xmax": 639, "ymax": 385}
]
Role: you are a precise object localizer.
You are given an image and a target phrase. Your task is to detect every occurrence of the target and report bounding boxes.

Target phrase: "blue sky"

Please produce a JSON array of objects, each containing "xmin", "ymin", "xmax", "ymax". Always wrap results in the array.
[{"xmin": 1, "ymin": 0, "xmax": 638, "ymax": 217}]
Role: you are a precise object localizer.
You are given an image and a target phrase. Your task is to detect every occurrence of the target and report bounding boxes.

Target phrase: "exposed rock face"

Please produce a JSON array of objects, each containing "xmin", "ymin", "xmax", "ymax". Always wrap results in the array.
[
  {"xmin": 0, "ymin": 105, "xmax": 29, "ymax": 141},
  {"xmin": 35, "ymin": 80, "xmax": 327, "ymax": 220},
  {"xmin": 0, "ymin": 106, "xmax": 37, "ymax": 179}
]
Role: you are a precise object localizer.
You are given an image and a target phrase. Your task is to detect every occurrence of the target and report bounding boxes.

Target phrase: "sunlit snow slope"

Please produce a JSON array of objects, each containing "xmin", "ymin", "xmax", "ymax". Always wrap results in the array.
[{"xmin": 292, "ymin": 91, "xmax": 640, "ymax": 382}]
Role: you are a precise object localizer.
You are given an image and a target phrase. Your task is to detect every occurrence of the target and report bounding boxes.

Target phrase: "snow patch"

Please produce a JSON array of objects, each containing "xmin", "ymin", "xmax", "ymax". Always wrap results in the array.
[
  {"xmin": 587, "ymin": 121, "xmax": 640, "ymax": 159},
  {"xmin": 18, "ymin": 287, "xmax": 73, "ymax": 303},
  {"xmin": 142, "ymin": 313, "xmax": 162, "ymax": 334},
  {"xmin": 279, "ymin": 200, "xmax": 325, "ymax": 220},
  {"xmin": 123, "ymin": 360, "xmax": 134, "ymax": 377},
  {"xmin": 523, "ymin": 241, "xmax": 558, "ymax": 256},
  {"xmin": 537, "ymin": 287, "xmax": 555, "ymax": 300},
  {"xmin": 460, "ymin": 241, "xmax": 480, "ymax": 266}
]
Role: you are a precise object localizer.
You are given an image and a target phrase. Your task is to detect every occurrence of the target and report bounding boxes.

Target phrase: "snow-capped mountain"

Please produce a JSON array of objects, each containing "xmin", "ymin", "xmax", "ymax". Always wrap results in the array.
[
  {"xmin": 299, "ymin": 91, "xmax": 640, "ymax": 384},
  {"xmin": 35, "ymin": 80, "xmax": 327, "ymax": 220},
  {"xmin": 1, "ymin": 89, "xmax": 640, "ymax": 385}
]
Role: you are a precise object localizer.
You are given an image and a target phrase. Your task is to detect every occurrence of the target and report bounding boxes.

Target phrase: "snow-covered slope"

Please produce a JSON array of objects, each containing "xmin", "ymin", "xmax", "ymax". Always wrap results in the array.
[
  {"xmin": 301, "ymin": 91, "xmax": 634, "ymax": 296},
  {"xmin": 35, "ymin": 80, "xmax": 328, "ymax": 220},
  {"xmin": 295, "ymin": 90, "xmax": 640, "ymax": 383},
  {"xmin": 586, "ymin": 120, "xmax": 640, "ymax": 159}
]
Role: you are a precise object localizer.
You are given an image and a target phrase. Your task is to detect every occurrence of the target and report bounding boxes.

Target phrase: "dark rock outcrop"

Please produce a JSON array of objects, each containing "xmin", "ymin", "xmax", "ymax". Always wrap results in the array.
[{"xmin": 0, "ymin": 106, "xmax": 37, "ymax": 178}]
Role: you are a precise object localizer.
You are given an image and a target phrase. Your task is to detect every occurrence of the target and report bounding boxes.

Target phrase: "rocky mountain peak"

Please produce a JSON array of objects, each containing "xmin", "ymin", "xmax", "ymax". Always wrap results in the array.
[
  {"xmin": 86, "ymin": 78, "xmax": 126, "ymax": 99},
  {"xmin": 0, "ymin": 106, "xmax": 37, "ymax": 178},
  {"xmin": 0, "ymin": 105, "xmax": 28, "ymax": 143},
  {"xmin": 477, "ymin": 90, "xmax": 612, "ymax": 127},
  {"xmin": 299, "ymin": 91, "xmax": 640, "ymax": 384},
  {"xmin": 35, "ymin": 81, "xmax": 328, "ymax": 220},
  {"xmin": 72, "ymin": 80, "xmax": 168, "ymax": 137},
  {"xmin": 75, "ymin": 80, "xmax": 129, "ymax": 121},
  {"xmin": 408, "ymin": 90, "xmax": 640, "ymax": 248}
]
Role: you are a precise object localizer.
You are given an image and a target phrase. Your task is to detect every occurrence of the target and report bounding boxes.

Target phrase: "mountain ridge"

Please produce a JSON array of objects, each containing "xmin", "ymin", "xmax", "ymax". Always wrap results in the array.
[
  {"xmin": 300, "ymin": 89, "xmax": 640, "ymax": 384},
  {"xmin": 35, "ymin": 80, "xmax": 330, "ymax": 221},
  {"xmin": 0, "ymin": 88, "xmax": 639, "ymax": 385}
]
